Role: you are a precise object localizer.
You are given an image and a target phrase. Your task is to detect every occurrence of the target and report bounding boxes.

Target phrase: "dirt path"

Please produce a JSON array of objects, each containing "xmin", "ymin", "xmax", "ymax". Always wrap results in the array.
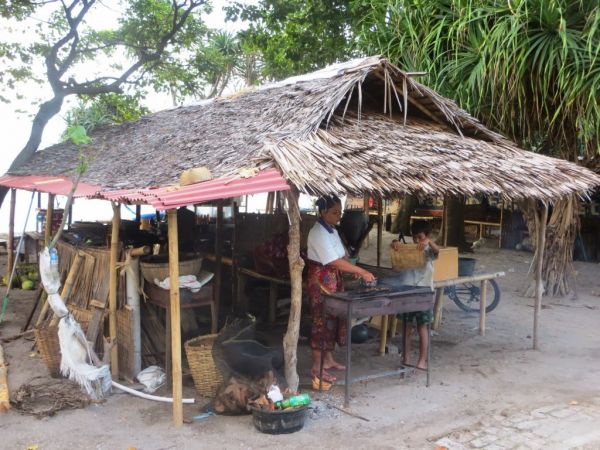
[{"xmin": 1, "ymin": 235, "xmax": 600, "ymax": 449}]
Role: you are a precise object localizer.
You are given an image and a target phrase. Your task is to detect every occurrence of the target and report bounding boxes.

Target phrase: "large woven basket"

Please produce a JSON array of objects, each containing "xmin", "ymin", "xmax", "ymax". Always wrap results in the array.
[
  {"xmin": 34, "ymin": 307, "xmax": 93, "ymax": 377},
  {"xmin": 184, "ymin": 334, "xmax": 223, "ymax": 397},
  {"xmin": 391, "ymin": 244, "xmax": 426, "ymax": 271},
  {"xmin": 140, "ymin": 254, "xmax": 202, "ymax": 283}
]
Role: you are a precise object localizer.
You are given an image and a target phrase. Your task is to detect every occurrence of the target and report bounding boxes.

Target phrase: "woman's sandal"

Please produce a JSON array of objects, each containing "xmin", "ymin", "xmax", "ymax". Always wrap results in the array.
[
  {"xmin": 312, "ymin": 376, "xmax": 333, "ymax": 391},
  {"xmin": 311, "ymin": 369, "xmax": 336, "ymax": 383}
]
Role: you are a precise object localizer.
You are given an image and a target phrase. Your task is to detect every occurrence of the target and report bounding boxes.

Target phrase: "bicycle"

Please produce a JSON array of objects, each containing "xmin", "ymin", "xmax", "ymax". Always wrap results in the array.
[{"xmin": 444, "ymin": 257, "xmax": 501, "ymax": 314}]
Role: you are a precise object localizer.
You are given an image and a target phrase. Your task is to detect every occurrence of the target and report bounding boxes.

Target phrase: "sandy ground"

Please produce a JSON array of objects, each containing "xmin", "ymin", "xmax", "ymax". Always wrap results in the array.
[{"xmin": 1, "ymin": 231, "xmax": 600, "ymax": 450}]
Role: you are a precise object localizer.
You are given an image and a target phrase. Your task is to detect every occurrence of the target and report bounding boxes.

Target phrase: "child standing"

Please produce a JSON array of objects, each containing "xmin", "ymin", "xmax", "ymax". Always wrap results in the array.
[{"xmin": 391, "ymin": 220, "xmax": 439, "ymax": 369}]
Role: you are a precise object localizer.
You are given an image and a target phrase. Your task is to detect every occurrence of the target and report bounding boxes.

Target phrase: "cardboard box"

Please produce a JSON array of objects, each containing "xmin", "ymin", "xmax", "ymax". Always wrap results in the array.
[{"xmin": 433, "ymin": 247, "xmax": 458, "ymax": 282}]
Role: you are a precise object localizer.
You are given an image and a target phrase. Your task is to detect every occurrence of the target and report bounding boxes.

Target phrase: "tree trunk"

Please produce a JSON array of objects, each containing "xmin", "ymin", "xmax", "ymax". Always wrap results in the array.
[
  {"xmin": 523, "ymin": 195, "xmax": 579, "ymax": 297},
  {"xmin": 443, "ymin": 195, "xmax": 468, "ymax": 250},
  {"xmin": 392, "ymin": 194, "xmax": 418, "ymax": 236},
  {"xmin": 283, "ymin": 187, "xmax": 304, "ymax": 391},
  {"xmin": 0, "ymin": 95, "xmax": 66, "ymax": 209}
]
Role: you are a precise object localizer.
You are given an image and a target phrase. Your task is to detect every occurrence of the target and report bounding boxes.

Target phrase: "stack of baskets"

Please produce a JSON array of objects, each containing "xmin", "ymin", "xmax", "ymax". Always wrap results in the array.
[{"xmin": 184, "ymin": 334, "xmax": 223, "ymax": 397}]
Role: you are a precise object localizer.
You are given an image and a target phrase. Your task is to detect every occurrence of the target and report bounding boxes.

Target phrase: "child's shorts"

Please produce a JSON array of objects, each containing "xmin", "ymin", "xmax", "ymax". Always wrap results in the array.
[{"xmin": 399, "ymin": 310, "xmax": 433, "ymax": 325}]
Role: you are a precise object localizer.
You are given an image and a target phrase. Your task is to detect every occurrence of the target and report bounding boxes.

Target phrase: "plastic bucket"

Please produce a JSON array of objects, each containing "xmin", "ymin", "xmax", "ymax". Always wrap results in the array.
[
  {"xmin": 458, "ymin": 257, "xmax": 476, "ymax": 277},
  {"xmin": 251, "ymin": 405, "xmax": 308, "ymax": 434}
]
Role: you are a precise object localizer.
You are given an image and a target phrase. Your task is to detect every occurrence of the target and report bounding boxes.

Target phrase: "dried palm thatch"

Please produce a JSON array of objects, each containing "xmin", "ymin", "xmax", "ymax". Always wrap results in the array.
[{"xmin": 7, "ymin": 56, "xmax": 599, "ymax": 201}]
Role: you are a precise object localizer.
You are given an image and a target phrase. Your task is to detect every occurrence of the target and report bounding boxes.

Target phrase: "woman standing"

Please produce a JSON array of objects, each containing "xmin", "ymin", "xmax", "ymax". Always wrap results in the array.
[{"xmin": 307, "ymin": 195, "xmax": 375, "ymax": 382}]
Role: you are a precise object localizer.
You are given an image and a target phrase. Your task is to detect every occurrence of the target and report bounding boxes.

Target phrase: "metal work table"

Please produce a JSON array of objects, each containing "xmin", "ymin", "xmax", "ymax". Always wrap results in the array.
[{"xmin": 320, "ymin": 284, "xmax": 434, "ymax": 407}]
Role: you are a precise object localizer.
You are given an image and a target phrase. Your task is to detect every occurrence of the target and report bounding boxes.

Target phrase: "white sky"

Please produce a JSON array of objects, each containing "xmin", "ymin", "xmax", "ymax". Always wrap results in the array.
[{"xmin": 0, "ymin": 1, "xmax": 273, "ymax": 234}]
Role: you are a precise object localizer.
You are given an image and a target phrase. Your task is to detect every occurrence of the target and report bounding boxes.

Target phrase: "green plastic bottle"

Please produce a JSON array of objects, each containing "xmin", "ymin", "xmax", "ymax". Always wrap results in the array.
[{"xmin": 274, "ymin": 393, "xmax": 311, "ymax": 410}]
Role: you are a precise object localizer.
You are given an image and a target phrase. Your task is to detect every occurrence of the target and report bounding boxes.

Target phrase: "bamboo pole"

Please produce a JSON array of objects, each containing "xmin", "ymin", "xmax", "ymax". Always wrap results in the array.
[
  {"xmin": 214, "ymin": 202, "xmax": 223, "ymax": 330},
  {"xmin": 0, "ymin": 344, "xmax": 9, "ymax": 412},
  {"xmin": 283, "ymin": 187, "xmax": 304, "ymax": 392},
  {"xmin": 533, "ymin": 203, "xmax": 548, "ymax": 350},
  {"xmin": 7, "ymin": 189, "xmax": 15, "ymax": 277},
  {"xmin": 376, "ymin": 197, "xmax": 383, "ymax": 267},
  {"xmin": 378, "ymin": 315, "xmax": 389, "ymax": 356},
  {"xmin": 35, "ymin": 194, "xmax": 55, "ymax": 326},
  {"xmin": 44, "ymin": 194, "xmax": 54, "ymax": 246},
  {"xmin": 167, "ymin": 209, "xmax": 183, "ymax": 427},
  {"xmin": 109, "ymin": 202, "xmax": 120, "ymax": 378},
  {"xmin": 49, "ymin": 251, "xmax": 84, "ymax": 327}
]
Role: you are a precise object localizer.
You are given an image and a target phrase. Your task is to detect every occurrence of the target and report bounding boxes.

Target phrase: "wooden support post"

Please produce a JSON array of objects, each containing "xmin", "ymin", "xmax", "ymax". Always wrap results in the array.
[
  {"xmin": 44, "ymin": 194, "xmax": 54, "ymax": 246},
  {"xmin": 7, "ymin": 189, "xmax": 15, "ymax": 277},
  {"xmin": 432, "ymin": 288, "xmax": 444, "ymax": 331},
  {"xmin": 213, "ymin": 202, "xmax": 223, "ymax": 331},
  {"xmin": 533, "ymin": 203, "xmax": 548, "ymax": 350},
  {"xmin": 479, "ymin": 280, "xmax": 487, "ymax": 336},
  {"xmin": 135, "ymin": 204, "xmax": 141, "ymax": 223},
  {"xmin": 376, "ymin": 197, "xmax": 383, "ymax": 267},
  {"xmin": 109, "ymin": 202, "xmax": 120, "ymax": 378},
  {"xmin": 379, "ymin": 315, "xmax": 389, "ymax": 356},
  {"xmin": 498, "ymin": 200, "xmax": 504, "ymax": 249},
  {"xmin": 442, "ymin": 198, "xmax": 448, "ymax": 247},
  {"xmin": 231, "ymin": 199, "xmax": 239, "ymax": 313},
  {"xmin": 283, "ymin": 187, "xmax": 304, "ymax": 392},
  {"xmin": 167, "ymin": 209, "xmax": 183, "ymax": 427},
  {"xmin": 0, "ymin": 344, "xmax": 9, "ymax": 412}
]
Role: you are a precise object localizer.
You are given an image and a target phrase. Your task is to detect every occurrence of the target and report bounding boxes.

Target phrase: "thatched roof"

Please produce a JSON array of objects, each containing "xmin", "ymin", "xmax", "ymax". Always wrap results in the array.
[{"xmin": 9, "ymin": 56, "xmax": 600, "ymax": 200}]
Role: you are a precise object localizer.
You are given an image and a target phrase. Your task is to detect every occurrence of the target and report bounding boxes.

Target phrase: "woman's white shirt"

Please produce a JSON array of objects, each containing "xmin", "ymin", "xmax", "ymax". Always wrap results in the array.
[{"xmin": 307, "ymin": 221, "xmax": 346, "ymax": 265}]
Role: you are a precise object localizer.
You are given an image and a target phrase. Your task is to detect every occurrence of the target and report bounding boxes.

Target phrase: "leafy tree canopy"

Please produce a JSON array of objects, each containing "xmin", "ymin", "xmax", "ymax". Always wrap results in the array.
[{"xmin": 226, "ymin": 0, "xmax": 367, "ymax": 79}]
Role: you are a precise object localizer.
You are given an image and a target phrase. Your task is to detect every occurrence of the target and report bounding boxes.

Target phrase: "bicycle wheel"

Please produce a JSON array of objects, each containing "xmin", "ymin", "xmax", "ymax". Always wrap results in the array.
[{"xmin": 448, "ymin": 279, "xmax": 501, "ymax": 313}]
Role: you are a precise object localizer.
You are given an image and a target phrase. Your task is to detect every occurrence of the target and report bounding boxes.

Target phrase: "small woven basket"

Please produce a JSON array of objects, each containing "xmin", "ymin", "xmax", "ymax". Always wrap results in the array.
[
  {"xmin": 184, "ymin": 334, "xmax": 223, "ymax": 397},
  {"xmin": 391, "ymin": 244, "xmax": 426, "ymax": 271},
  {"xmin": 140, "ymin": 254, "xmax": 202, "ymax": 283}
]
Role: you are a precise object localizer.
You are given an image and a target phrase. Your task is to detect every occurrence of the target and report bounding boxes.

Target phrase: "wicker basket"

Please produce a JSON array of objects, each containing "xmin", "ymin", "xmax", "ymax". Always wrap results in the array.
[
  {"xmin": 140, "ymin": 254, "xmax": 202, "ymax": 283},
  {"xmin": 184, "ymin": 334, "xmax": 223, "ymax": 397},
  {"xmin": 391, "ymin": 244, "xmax": 426, "ymax": 271},
  {"xmin": 34, "ymin": 307, "xmax": 94, "ymax": 377}
]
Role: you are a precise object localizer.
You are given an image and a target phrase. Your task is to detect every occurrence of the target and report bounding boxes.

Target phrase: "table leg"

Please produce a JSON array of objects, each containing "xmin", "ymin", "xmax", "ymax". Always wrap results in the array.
[
  {"xmin": 432, "ymin": 288, "xmax": 444, "ymax": 331},
  {"xmin": 268, "ymin": 282, "xmax": 278, "ymax": 324},
  {"xmin": 378, "ymin": 315, "xmax": 389, "ymax": 356},
  {"xmin": 344, "ymin": 303, "xmax": 352, "ymax": 409},
  {"xmin": 479, "ymin": 280, "xmax": 487, "ymax": 336},
  {"xmin": 319, "ymin": 301, "xmax": 326, "ymax": 392},
  {"xmin": 426, "ymin": 321, "xmax": 431, "ymax": 387},
  {"xmin": 166, "ymin": 306, "xmax": 172, "ymax": 383}
]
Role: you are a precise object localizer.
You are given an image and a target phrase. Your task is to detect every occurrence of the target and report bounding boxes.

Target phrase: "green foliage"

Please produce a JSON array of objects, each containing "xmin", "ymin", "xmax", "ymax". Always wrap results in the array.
[
  {"xmin": 235, "ymin": 0, "xmax": 599, "ymax": 159},
  {"xmin": 63, "ymin": 93, "xmax": 149, "ymax": 134},
  {"xmin": 226, "ymin": 0, "xmax": 367, "ymax": 79},
  {"xmin": 355, "ymin": 0, "xmax": 600, "ymax": 159},
  {"xmin": 66, "ymin": 124, "xmax": 92, "ymax": 145},
  {"xmin": 0, "ymin": 0, "xmax": 210, "ymax": 113}
]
